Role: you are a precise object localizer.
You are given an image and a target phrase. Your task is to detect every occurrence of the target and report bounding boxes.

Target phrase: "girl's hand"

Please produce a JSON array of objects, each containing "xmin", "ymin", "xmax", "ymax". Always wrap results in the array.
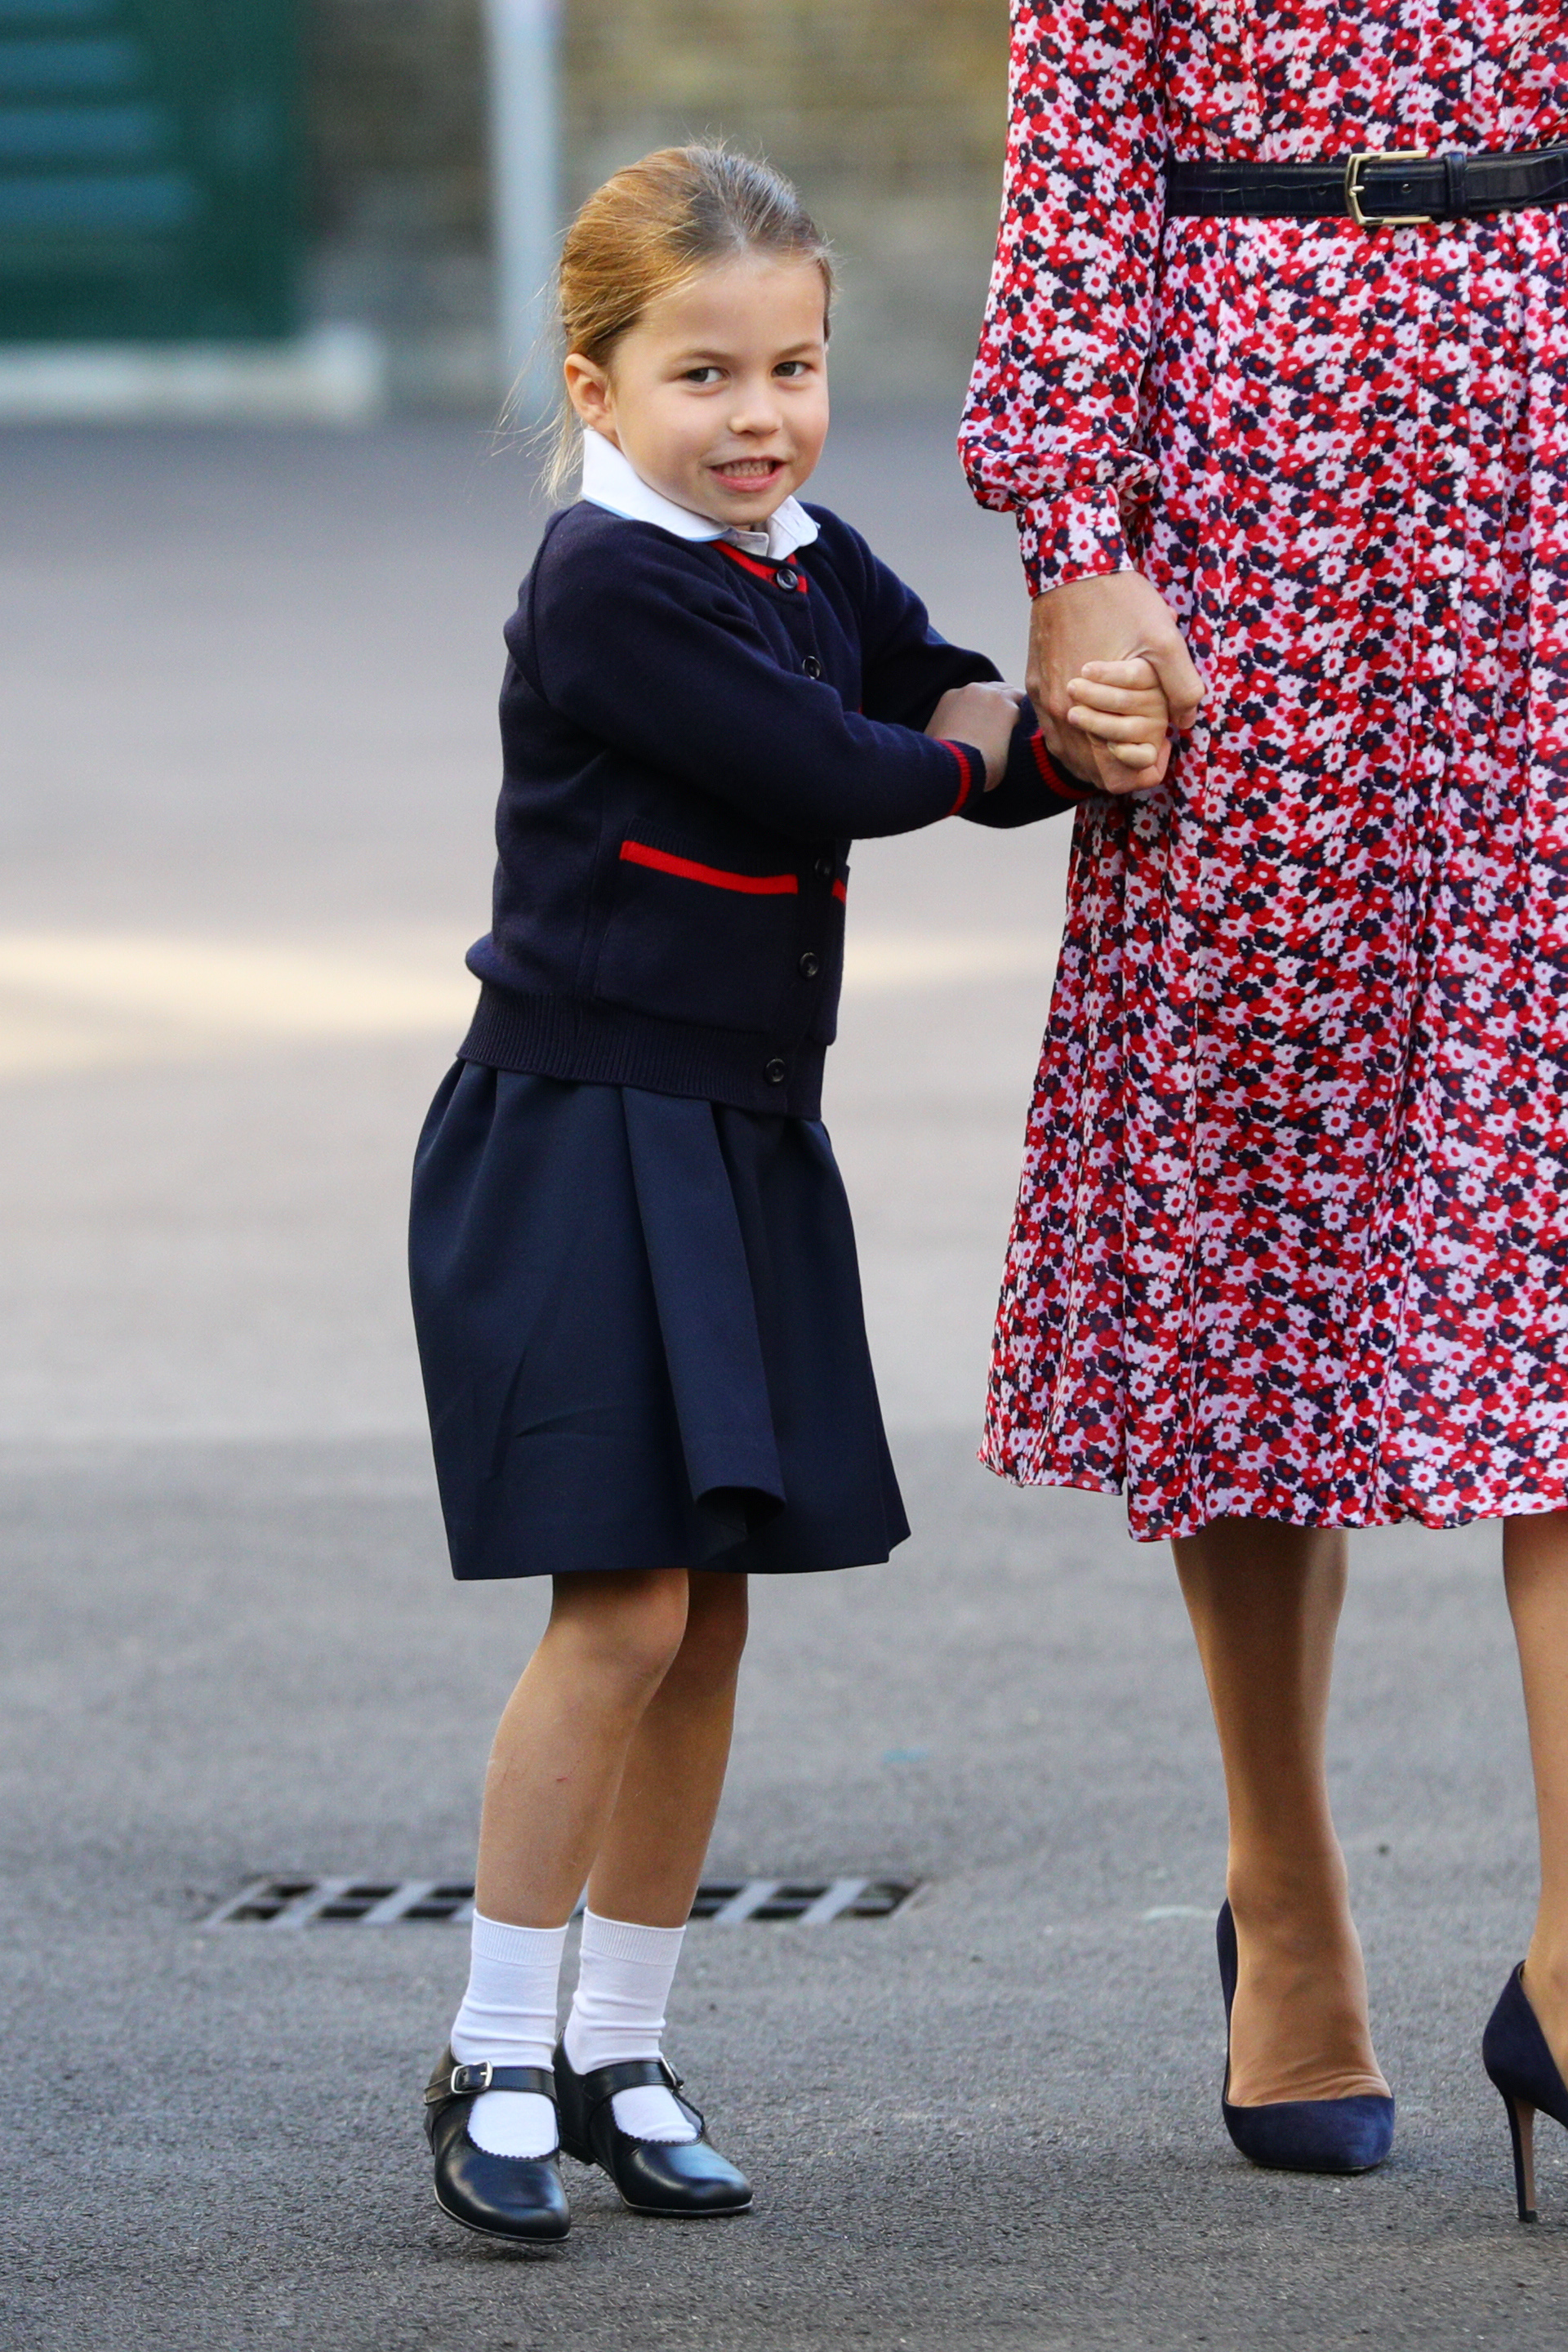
[
  {"xmin": 1064, "ymin": 657, "xmax": 1172, "ymax": 793},
  {"xmin": 925, "ymin": 681, "xmax": 1027, "ymax": 791}
]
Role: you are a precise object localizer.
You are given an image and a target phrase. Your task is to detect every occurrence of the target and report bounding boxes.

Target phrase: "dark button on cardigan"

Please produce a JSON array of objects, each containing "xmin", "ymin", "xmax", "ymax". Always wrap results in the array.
[{"xmin": 460, "ymin": 500, "xmax": 1094, "ymax": 1119}]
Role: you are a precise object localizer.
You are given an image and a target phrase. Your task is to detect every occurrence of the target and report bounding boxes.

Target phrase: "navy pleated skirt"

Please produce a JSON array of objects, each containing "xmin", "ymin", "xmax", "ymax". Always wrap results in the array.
[{"xmin": 408, "ymin": 1064, "xmax": 909, "ymax": 1579}]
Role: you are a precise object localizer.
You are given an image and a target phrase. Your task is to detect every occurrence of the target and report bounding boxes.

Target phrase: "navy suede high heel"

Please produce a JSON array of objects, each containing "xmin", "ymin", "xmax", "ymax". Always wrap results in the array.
[
  {"xmin": 1481, "ymin": 1963, "xmax": 1568, "ymax": 2222},
  {"xmin": 1216, "ymin": 1901, "xmax": 1395, "ymax": 2174}
]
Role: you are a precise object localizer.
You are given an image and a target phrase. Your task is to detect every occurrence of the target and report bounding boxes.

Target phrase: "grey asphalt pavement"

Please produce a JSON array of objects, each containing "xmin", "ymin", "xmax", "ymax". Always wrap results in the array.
[{"xmin": 2, "ymin": 416, "xmax": 1561, "ymax": 2350}]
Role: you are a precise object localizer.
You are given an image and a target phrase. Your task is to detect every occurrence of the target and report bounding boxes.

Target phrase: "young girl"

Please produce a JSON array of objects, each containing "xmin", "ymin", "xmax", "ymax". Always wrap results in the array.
[{"xmin": 410, "ymin": 143, "xmax": 1169, "ymax": 2248}]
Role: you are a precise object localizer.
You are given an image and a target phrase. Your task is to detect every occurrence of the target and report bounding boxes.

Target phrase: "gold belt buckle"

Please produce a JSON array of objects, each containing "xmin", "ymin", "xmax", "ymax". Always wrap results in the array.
[{"xmin": 1344, "ymin": 149, "xmax": 1434, "ymax": 229}]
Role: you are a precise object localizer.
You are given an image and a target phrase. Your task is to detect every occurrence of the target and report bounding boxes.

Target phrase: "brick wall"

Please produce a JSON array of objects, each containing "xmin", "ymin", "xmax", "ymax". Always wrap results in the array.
[{"xmin": 308, "ymin": 0, "xmax": 1010, "ymax": 404}]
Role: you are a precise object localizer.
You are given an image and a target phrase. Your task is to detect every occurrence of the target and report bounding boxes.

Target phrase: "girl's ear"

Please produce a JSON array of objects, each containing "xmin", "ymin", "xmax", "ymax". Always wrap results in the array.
[{"xmin": 564, "ymin": 353, "xmax": 615, "ymax": 438}]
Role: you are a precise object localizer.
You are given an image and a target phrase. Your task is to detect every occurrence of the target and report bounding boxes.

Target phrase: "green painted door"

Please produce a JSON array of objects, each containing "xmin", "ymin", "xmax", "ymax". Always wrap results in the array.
[{"xmin": 0, "ymin": 0, "xmax": 297, "ymax": 342}]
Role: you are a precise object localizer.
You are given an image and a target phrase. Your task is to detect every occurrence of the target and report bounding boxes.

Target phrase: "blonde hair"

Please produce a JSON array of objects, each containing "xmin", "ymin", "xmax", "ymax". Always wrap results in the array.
[{"xmin": 540, "ymin": 145, "xmax": 834, "ymax": 498}]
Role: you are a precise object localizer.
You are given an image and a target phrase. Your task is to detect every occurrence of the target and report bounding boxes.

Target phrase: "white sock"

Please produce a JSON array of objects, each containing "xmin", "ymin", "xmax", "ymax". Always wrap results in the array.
[
  {"xmin": 563, "ymin": 1911, "xmax": 698, "ymax": 2144},
  {"xmin": 449, "ymin": 1912, "xmax": 567, "ymax": 2159}
]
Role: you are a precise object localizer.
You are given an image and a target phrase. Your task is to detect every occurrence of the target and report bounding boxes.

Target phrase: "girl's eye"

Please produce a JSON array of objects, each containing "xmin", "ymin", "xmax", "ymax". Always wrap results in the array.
[
  {"xmin": 775, "ymin": 361, "xmax": 808, "ymax": 379},
  {"xmin": 682, "ymin": 366, "xmax": 723, "ymax": 385}
]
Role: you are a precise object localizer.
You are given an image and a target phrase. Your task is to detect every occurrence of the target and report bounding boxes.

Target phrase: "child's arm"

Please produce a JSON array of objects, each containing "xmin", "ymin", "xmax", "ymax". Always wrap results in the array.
[
  {"xmin": 528, "ymin": 527, "xmax": 1000, "ymax": 840},
  {"xmin": 833, "ymin": 520, "xmax": 1090, "ymax": 822}
]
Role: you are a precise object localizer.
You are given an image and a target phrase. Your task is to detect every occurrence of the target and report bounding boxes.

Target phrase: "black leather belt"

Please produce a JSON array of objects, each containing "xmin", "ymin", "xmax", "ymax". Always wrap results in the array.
[{"xmin": 1167, "ymin": 145, "xmax": 1568, "ymax": 227}]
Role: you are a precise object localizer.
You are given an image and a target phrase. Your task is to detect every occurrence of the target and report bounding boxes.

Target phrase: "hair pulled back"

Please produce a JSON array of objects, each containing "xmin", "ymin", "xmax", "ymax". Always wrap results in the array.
[{"xmin": 541, "ymin": 145, "xmax": 834, "ymax": 497}]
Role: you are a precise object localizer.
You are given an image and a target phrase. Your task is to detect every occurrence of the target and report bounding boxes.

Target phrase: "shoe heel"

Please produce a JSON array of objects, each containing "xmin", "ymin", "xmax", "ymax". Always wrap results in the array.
[{"xmin": 1504, "ymin": 2092, "xmax": 1539, "ymax": 2224}]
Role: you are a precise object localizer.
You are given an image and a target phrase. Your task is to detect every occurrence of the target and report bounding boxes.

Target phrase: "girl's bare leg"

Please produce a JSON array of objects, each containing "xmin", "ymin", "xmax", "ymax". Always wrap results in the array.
[
  {"xmin": 1503, "ymin": 1508, "xmax": 1568, "ymax": 2075},
  {"xmin": 474, "ymin": 1568, "xmax": 695, "ymax": 1927},
  {"xmin": 588, "ymin": 1570, "xmax": 750, "ymax": 1925},
  {"xmin": 1174, "ymin": 1517, "xmax": 1389, "ymax": 2105}
]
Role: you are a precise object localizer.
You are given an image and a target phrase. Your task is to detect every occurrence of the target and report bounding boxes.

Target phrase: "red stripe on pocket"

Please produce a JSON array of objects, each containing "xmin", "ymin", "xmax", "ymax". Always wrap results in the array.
[{"xmin": 619, "ymin": 840, "xmax": 800, "ymax": 895}]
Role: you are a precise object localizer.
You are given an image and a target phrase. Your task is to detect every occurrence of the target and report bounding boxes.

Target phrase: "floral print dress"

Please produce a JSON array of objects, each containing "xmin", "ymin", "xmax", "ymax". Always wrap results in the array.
[{"xmin": 960, "ymin": 2, "xmax": 1568, "ymax": 1539}]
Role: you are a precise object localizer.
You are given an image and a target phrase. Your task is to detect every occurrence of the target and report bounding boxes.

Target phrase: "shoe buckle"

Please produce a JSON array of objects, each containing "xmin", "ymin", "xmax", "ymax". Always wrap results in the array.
[{"xmin": 448, "ymin": 2060, "xmax": 493, "ymax": 2096}]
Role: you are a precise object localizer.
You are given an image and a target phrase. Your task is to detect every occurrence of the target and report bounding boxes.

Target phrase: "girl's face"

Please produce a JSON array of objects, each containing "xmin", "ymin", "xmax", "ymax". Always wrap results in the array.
[{"xmin": 565, "ymin": 255, "xmax": 830, "ymax": 526}]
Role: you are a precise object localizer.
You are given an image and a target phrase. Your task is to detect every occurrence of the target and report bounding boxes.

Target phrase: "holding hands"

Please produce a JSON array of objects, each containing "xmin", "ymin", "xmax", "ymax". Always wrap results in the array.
[
  {"xmin": 1027, "ymin": 569, "xmax": 1204, "ymax": 792},
  {"xmin": 923, "ymin": 652, "xmax": 1178, "ymax": 796}
]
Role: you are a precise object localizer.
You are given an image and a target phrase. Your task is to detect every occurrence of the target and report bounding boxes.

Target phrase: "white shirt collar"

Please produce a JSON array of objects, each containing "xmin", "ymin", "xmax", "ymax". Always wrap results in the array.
[{"xmin": 578, "ymin": 429, "xmax": 819, "ymax": 563}]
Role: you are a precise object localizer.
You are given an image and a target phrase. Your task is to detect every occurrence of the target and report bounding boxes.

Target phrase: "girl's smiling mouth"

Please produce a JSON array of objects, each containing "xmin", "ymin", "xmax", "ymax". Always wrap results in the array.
[{"xmin": 709, "ymin": 457, "xmax": 786, "ymax": 485}]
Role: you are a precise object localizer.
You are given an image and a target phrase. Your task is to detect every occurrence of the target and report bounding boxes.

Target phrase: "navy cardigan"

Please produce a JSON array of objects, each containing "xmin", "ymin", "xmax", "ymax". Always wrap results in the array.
[{"xmin": 461, "ymin": 499, "xmax": 1092, "ymax": 1118}]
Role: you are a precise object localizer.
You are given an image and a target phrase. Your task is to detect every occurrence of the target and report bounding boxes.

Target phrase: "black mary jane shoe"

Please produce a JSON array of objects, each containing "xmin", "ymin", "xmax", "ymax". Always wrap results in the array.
[
  {"xmin": 424, "ymin": 2047, "xmax": 571, "ymax": 2249},
  {"xmin": 553, "ymin": 2041, "xmax": 752, "ymax": 2216}
]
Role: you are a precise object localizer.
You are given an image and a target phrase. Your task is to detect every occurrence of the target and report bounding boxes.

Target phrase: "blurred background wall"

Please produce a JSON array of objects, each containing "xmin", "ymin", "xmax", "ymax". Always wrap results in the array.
[
  {"xmin": 310, "ymin": 0, "xmax": 1009, "ymax": 407},
  {"xmin": 0, "ymin": 2, "xmax": 1007, "ymax": 411},
  {"xmin": 310, "ymin": 0, "xmax": 492, "ymax": 407}
]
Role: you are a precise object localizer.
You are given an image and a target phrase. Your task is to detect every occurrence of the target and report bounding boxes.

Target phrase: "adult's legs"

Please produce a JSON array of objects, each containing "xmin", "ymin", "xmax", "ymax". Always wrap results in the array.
[
  {"xmin": 1174, "ymin": 1517, "xmax": 1389, "ymax": 2105},
  {"xmin": 1503, "ymin": 1507, "xmax": 1568, "ymax": 2076}
]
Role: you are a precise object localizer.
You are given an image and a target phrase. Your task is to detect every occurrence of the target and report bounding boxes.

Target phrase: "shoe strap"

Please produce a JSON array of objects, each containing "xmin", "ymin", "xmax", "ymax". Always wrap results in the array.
[
  {"xmin": 577, "ymin": 2055, "xmax": 681, "ymax": 2101},
  {"xmin": 574, "ymin": 2055, "xmax": 704, "ymax": 2135},
  {"xmin": 425, "ymin": 2060, "xmax": 557, "ymax": 2107}
]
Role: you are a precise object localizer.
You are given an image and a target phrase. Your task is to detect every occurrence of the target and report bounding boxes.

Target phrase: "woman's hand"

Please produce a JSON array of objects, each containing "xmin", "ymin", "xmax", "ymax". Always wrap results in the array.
[
  {"xmin": 925, "ymin": 680, "xmax": 1027, "ymax": 791},
  {"xmin": 1065, "ymin": 657, "xmax": 1171, "ymax": 786},
  {"xmin": 1028, "ymin": 571, "xmax": 1203, "ymax": 792}
]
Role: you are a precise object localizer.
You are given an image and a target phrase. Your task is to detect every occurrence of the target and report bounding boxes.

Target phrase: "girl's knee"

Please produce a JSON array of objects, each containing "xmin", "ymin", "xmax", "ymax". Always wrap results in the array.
[{"xmin": 548, "ymin": 1569, "xmax": 691, "ymax": 1689}]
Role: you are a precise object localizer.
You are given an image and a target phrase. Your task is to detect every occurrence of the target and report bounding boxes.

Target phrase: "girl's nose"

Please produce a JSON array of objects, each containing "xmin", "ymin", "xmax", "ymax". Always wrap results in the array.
[{"xmin": 727, "ymin": 385, "xmax": 782, "ymax": 434}]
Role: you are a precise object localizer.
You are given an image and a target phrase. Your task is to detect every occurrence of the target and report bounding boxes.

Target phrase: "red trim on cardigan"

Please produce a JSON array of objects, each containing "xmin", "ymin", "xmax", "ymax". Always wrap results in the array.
[
  {"xmin": 940, "ymin": 741, "xmax": 978, "ymax": 813},
  {"xmin": 717, "ymin": 541, "xmax": 808, "ymax": 590},
  {"xmin": 619, "ymin": 840, "xmax": 800, "ymax": 895},
  {"xmin": 832, "ymin": 877, "xmax": 847, "ymax": 904},
  {"xmin": 1031, "ymin": 729, "xmax": 1098, "ymax": 802}
]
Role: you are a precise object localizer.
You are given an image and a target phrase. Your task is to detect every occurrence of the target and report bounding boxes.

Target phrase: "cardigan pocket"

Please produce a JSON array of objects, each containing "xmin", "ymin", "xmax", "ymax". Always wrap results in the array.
[{"xmin": 593, "ymin": 832, "xmax": 800, "ymax": 1033}]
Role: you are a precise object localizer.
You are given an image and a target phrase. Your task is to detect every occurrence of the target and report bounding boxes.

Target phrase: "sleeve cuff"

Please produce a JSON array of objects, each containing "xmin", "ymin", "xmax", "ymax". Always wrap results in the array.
[
  {"xmin": 938, "ymin": 738, "xmax": 985, "ymax": 813},
  {"xmin": 1018, "ymin": 490, "xmax": 1134, "ymax": 598},
  {"xmin": 1025, "ymin": 728, "xmax": 1102, "ymax": 804}
]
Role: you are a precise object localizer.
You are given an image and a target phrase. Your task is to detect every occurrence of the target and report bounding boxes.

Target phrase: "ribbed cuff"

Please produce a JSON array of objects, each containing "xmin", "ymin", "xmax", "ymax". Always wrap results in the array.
[
  {"xmin": 1029, "ymin": 730, "xmax": 1102, "ymax": 804},
  {"xmin": 581, "ymin": 1909, "xmax": 688, "ymax": 1962},
  {"xmin": 471, "ymin": 1912, "xmax": 571, "ymax": 1964},
  {"xmin": 938, "ymin": 738, "xmax": 985, "ymax": 812}
]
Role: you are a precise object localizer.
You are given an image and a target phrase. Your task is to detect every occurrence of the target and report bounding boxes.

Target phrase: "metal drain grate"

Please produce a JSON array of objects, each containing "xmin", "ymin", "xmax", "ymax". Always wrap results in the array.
[
  {"xmin": 203, "ymin": 1874, "xmax": 918, "ymax": 1929},
  {"xmin": 686, "ymin": 1878, "xmax": 913, "ymax": 1922}
]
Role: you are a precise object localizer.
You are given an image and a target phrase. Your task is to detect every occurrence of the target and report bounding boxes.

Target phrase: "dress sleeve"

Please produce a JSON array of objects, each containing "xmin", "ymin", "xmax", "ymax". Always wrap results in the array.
[{"xmin": 958, "ymin": 0, "xmax": 1168, "ymax": 597}]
